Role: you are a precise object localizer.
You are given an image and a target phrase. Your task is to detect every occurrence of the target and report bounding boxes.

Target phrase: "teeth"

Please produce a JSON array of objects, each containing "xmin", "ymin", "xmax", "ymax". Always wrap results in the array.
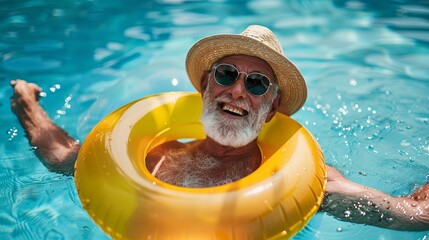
[{"xmin": 222, "ymin": 104, "xmax": 245, "ymax": 116}]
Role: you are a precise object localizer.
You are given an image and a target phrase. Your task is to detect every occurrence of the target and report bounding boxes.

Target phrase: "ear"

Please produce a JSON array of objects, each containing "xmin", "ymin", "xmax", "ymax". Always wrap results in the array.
[
  {"xmin": 200, "ymin": 71, "xmax": 209, "ymax": 94},
  {"xmin": 265, "ymin": 94, "xmax": 281, "ymax": 122}
]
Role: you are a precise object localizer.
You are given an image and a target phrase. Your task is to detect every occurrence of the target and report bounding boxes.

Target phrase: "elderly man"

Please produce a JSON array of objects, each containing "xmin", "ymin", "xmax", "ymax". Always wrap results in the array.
[{"xmin": 11, "ymin": 25, "xmax": 429, "ymax": 231}]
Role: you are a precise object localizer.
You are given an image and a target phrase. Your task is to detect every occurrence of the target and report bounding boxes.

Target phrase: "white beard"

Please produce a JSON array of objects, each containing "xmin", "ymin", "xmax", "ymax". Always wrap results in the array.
[{"xmin": 200, "ymin": 82, "xmax": 273, "ymax": 148}]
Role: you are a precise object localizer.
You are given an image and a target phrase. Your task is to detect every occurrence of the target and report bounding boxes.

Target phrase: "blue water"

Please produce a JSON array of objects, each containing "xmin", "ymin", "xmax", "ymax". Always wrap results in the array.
[{"xmin": 1, "ymin": 0, "xmax": 428, "ymax": 239}]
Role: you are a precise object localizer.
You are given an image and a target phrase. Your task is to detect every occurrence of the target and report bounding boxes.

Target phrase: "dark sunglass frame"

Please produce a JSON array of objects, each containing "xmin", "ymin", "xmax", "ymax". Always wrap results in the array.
[{"xmin": 212, "ymin": 63, "xmax": 273, "ymax": 96}]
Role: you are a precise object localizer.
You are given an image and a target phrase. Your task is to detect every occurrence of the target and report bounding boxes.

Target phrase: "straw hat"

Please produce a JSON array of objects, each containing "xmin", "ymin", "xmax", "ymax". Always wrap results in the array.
[{"xmin": 186, "ymin": 25, "xmax": 307, "ymax": 116}]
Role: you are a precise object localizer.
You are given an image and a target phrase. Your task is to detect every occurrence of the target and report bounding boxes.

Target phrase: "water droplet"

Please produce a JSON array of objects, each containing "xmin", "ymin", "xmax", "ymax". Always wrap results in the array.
[
  {"xmin": 344, "ymin": 210, "xmax": 351, "ymax": 218},
  {"xmin": 56, "ymin": 110, "xmax": 66, "ymax": 115},
  {"xmin": 337, "ymin": 93, "xmax": 342, "ymax": 100}
]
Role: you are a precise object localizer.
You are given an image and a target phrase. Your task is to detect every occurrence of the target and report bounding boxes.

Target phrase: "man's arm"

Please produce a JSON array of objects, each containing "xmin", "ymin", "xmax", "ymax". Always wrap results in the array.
[
  {"xmin": 11, "ymin": 80, "xmax": 79, "ymax": 175},
  {"xmin": 323, "ymin": 166, "xmax": 429, "ymax": 231}
]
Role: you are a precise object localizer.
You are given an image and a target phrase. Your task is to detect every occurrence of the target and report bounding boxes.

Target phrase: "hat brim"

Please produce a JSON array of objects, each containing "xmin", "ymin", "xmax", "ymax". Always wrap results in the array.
[{"xmin": 186, "ymin": 34, "xmax": 307, "ymax": 116}]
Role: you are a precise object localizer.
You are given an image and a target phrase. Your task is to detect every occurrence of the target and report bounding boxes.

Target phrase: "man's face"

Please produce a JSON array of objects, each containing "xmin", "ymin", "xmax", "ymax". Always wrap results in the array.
[{"xmin": 200, "ymin": 55, "xmax": 279, "ymax": 148}]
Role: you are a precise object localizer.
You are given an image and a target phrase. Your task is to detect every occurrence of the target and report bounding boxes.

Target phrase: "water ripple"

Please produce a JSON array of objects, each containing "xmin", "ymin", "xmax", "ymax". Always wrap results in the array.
[{"xmin": 1, "ymin": 56, "xmax": 61, "ymax": 73}]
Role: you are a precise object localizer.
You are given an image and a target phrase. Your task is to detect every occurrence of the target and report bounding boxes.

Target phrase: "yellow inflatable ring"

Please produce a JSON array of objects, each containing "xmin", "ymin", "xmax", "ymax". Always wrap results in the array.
[{"xmin": 75, "ymin": 92, "xmax": 326, "ymax": 239}]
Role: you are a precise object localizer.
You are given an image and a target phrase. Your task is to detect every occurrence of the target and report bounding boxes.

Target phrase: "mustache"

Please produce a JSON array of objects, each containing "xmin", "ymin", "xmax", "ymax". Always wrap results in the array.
[{"xmin": 213, "ymin": 94, "xmax": 251, "ymax": 112}]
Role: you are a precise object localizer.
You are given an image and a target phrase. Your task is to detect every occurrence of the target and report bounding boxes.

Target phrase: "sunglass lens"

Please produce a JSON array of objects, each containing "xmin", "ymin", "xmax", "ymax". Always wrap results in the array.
[
  {"xmin": 215, "ymin": 64, "xmax": 238, "ymax": 86},
  {"xmin": 246, "ymin": 74, "xmax": 270, "ymax": 95}
]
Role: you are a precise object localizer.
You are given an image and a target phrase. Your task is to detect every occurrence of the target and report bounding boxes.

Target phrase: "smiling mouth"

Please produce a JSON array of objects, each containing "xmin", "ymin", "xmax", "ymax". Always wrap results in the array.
[{"xmin": 219, "ymin": 103, "xmax": 249, "ymax": 116}]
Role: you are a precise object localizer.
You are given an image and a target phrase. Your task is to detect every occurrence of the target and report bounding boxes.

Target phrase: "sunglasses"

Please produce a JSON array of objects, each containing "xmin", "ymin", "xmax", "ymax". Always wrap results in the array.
[{"xmin": 212, "ymin": 63, "xmax": 273, "ymax": 96}]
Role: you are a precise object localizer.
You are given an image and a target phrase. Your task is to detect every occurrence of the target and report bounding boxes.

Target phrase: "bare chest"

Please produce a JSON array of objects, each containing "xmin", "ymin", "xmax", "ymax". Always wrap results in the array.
[{"xmin": 149, "ymin": 150, "xmax": 257, "ymax": 188}]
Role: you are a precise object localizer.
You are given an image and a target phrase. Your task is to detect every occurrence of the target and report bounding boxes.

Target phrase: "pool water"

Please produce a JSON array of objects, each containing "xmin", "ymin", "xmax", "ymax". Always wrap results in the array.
[{"xmin": 1, "ymin": 0, "xmax": 428, "ymax": 239}]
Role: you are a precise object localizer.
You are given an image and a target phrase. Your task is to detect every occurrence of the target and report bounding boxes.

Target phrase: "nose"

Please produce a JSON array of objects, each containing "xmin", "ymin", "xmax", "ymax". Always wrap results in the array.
[{"xmin": 227, "ymin": 73, "xmax": 247, "ymax": 99}]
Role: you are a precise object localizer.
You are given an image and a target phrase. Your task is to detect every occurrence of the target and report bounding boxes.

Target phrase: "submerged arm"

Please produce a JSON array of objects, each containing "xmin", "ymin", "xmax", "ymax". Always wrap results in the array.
[
  {"xmin": 11, "ymin": 80, "xmax": 80, "ymax": 175},
  {"xmin": 322, "ymin": 166, "xmax": 429, "ymax": 231}
]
